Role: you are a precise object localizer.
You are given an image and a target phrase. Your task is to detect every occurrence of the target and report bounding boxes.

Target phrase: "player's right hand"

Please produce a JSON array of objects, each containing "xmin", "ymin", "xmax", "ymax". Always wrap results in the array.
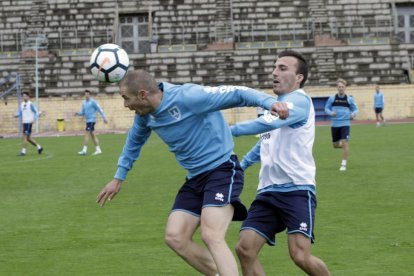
[
  {"xmin": 96, "ymin": 179, "xmax": 123, "ymax": 207},
  {"xmin": 271, "ymin": 102, "xmax": 289, "ymax": 119}
]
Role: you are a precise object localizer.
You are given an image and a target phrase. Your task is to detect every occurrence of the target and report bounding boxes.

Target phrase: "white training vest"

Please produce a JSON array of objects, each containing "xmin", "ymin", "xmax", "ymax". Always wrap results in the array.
[
  {"xmin": 21, "ymin": 101, "xmax": 36, "ymax": 124},
  {"xmin": 258, "ymin": 95, "xmax": 316, "ymax": 190}
]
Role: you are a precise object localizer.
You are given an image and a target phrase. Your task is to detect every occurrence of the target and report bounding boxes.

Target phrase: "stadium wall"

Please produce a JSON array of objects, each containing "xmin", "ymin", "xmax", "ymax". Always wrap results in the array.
[
  {"xmin": 1, "ymin": 0, "xmax": 414, "ymax": 98},
  {"xmin": 1, "ymin": 43, "xmax": 413, "ymax": 98},
  {"xmin": 0, "ymin": 84, "xmax": 413, "ymax": 134}
]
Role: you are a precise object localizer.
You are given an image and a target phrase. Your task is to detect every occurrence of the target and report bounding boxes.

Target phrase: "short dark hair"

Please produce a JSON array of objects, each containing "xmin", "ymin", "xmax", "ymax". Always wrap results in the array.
[
  {"xmin": 22, "ymin": 92, "xmax": 29, "ymax": 97},
  {"xmin": 278, "ymin": 50, "xmax": 308, "ymax": 88},
  {"xmin": 84, "ymin": 89, "xmax": 92, "ymax": 94}
]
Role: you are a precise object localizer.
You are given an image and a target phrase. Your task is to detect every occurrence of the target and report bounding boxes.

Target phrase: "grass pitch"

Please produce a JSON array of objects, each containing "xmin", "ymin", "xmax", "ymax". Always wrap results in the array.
[{"xmin": 0, "ymin": 123, "xmax": 413, "ymax": 275}]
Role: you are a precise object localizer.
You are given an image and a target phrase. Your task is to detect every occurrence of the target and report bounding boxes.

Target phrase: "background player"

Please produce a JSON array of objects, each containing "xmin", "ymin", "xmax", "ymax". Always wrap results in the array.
[
  {"xmin": 15, "ymin": 92, "xmax": 43, "ymax": 156},
  {"xmin": 324, "ymin": 79, "xmax": 358, "ymax": 171},
  {"xmin": 75, "ymin": 89, "xmax": 108, "ymax": 156},
  {"xmin": 374, "ymin": 84, "xmax": 385, "ymax": 127}
]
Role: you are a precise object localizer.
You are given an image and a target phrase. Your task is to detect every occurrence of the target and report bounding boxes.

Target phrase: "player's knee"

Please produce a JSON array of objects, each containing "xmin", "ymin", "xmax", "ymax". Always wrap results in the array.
[
  {"xmin": 235, "ymin": 241, "xmax": 251, "ymax": 260},
  {"xmin": 164, "ymin": 230, "xmax": 185, "ymax": 253},
  {"xmin": 200, "ymin": 228, "xmax": 223, "ymax": 248},
  {"xmin": 289, "ymin": 249, "xmax": 307, "ymax": 268}
]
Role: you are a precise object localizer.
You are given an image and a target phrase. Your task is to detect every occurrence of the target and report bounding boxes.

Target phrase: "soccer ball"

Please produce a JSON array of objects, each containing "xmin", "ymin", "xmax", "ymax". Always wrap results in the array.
[{"xmin": 89, "ymin": 43, "xmax": 129, "ymax": 83}]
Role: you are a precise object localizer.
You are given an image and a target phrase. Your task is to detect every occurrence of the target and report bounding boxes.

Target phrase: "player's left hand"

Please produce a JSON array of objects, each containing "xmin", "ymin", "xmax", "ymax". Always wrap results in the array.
[
  {"xmin": 96, "ymin": 179, "xmax": 122, "ymax": 207},
  {"xmin": 104, "ymin": 119, "xmax": 108, "ymax": 124},
  {"xmin": 271, "ymin": 102, "xmax": 289, "ymax": 119}
]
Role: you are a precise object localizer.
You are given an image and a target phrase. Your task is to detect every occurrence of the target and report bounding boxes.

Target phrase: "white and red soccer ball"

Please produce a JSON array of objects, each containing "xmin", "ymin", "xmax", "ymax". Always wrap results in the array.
[{"xmin": 89, "ymin": 43, "xmax": 129, "ymax": 83}]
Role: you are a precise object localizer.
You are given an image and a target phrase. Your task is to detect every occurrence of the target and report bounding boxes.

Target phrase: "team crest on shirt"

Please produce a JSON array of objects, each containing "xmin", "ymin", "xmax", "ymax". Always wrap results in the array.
[{"xmin": 168, "ymin": 106, "xmax": 181, "ymax": 120}]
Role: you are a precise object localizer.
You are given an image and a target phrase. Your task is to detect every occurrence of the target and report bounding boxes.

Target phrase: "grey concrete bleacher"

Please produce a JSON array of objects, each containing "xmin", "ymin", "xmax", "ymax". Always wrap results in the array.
[
  {"xmin": 235, "ymin": 41, "xmax": 304, "ymax": 49},
  {"xmin": 157, "ymin": 45, "xmax": 197, "ymax": 53},
  {"xmin": 347, "ymin": 37, "xmax": 390, "ymax": 45},
  {"xmin": 59, "ymin": 49, "xmax": 93, "ymax": 56},
  {"xmin": 0, "ymin": 0, "xmax": 413, "ymax": 96}
]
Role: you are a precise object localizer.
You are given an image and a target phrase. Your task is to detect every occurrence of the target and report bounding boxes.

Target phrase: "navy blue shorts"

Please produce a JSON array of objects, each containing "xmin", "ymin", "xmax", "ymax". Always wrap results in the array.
[
  {"xmin": 374, "ymin": 107, "xmax": 383, "ymax": 114},
  {"xmin": 22, "ymin": 123, "xmax": 33, "ymax": 136},
  {"xmin": 172, "ymin": 155, "xmax": 247, "ymax": 221},
  {"xmin": 331, "ymin": 126, "xmax": 350, "ymax": 143},
  {"xmin": 241, "ymin": 190, "xmax": 316, "ymax": 246},
  {"xmin": 85, "ymin": 122, "xmax": 95, "ymax": 132}
]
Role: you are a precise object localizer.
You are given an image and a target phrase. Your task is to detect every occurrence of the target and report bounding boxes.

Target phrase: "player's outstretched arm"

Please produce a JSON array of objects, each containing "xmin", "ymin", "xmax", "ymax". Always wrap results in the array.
[
  {"xmin": 96, "ymin": 179, "xmax": 123, "ymax": 207},
  {"xmin": 271, "ymin": 102, "xmax": 289, "ymax": 119}
]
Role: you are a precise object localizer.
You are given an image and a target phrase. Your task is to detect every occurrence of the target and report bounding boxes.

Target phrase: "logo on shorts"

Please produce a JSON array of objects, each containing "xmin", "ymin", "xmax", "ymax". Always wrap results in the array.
[
  {"xmin": 299, "ymin": 222, "xmax": 308, "ymax": 231},
  {"xmin": 215, "ymin": 193, "xmax": 224, "ymax": 202}
]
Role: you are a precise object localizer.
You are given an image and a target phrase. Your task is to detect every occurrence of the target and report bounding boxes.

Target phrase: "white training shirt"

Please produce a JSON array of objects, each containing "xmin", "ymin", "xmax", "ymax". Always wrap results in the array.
[
  {"xmin": 19, "ymin": 101, "xmax": 38, "ymax": 124},
  {"xmin": 232, "ymin": 89, "xmax": 316, "ymax": 194}
]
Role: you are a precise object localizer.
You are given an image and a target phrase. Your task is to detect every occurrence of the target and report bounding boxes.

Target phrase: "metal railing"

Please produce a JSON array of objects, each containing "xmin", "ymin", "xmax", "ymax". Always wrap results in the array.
[
  {"xmin": 328, "ymin": 16, "xmax": 394, "ymax": 39},
  {"xmin": 48, "ymin": 27, "xmax": 113, "ymax": 50},
  {"xmin": 0, "ymin": 30, "xmax": 22, "ymax": 52},
  {"xmin": 0, "ymin": 27, "xmax": 113, "ymax": 53},
  {"xmin": 0, "ymin": 17, "xmax": 396, "ymax": 53}
]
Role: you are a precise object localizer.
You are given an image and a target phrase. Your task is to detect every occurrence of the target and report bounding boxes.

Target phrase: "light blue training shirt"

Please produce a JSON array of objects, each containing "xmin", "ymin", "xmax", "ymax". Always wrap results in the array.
[
  {"xmin": 115, "ymin": 82, "xmax": 278, "ymax": 181},
  {"xmin": 374, "ymin": 91, "xmax": 384, "ymax": 108},
  {"xmin": 324, "ymin": 94, "xmax": 358, "ymax": 127},
  {"xmin": 77, "ymin": 98, "xmax": 106, "ymax": 123}
]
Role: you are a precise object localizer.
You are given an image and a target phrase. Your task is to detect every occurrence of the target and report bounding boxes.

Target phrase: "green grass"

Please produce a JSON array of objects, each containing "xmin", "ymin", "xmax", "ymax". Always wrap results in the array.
[{"xmin": 1, "ymin": 123, "xmax": 413, "ymax": 275}]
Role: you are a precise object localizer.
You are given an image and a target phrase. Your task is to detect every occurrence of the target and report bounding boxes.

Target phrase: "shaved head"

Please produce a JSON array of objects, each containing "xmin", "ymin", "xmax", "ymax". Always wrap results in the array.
[{"xmin": 119, "ymin": 70, "xmax": 159, "ymax": 95}]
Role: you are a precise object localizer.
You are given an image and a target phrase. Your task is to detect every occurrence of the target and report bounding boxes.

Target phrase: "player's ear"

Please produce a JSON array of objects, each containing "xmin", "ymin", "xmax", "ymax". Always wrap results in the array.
[
  {"xmin": 296, "ymin": 74, "xmax": 304, "ymax": 84},
  {"xmin": 138, "ymin": 90, "xmax": 149, "ymax": 100}
]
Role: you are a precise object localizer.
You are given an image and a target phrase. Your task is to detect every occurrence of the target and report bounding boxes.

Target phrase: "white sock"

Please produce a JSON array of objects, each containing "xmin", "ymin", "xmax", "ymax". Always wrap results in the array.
[
  {"xmin": 22, "ymin": 148, "xmax": 27, "ymax": 154},
  {"xmin": 82, "ymin": 146, "xmax": 87, "ymax": 152},
  {"xmin": 96, "ymin": 146, "xmax": 101, "ymax": 152},
  {"xmin": 37, "ymin": 144, "xmax": 42, "ymax": 149},
  {"xmin": 341, "ymin": 160, "xmax": 347, "ymax": 166}
]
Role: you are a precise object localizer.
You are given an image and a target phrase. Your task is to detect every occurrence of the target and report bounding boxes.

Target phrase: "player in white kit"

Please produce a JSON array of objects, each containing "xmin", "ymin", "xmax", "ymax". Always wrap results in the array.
[
  {"xmin": 232, "ymin": 51, "xmax": 331, "ymax": 276},
  {"xmin": 16, "ymin": 92, "xmax": 43, "ymax": 156}
]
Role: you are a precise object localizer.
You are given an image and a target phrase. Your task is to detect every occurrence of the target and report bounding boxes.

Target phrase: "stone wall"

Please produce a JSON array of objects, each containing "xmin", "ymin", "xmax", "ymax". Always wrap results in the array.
[{"xmin": 1, "ymin": 84, "xmax": 413, "ymax": 134}]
